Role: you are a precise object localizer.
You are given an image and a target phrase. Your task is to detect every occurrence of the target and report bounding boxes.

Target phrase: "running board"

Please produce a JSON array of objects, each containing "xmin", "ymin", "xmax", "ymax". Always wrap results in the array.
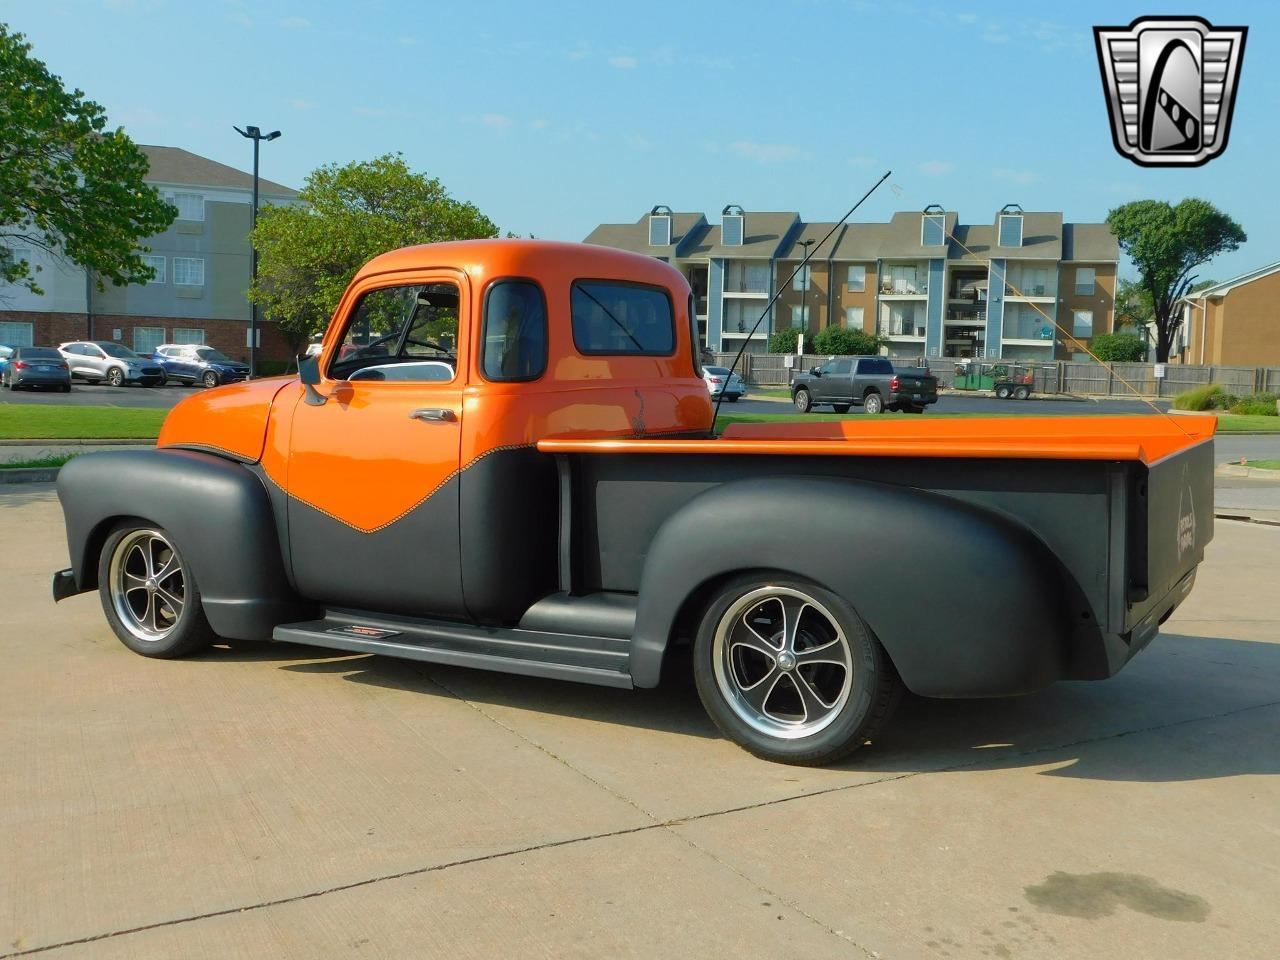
[{"xmin": 272, "ymin": 609, "xmax": 633, "ymax": 689}]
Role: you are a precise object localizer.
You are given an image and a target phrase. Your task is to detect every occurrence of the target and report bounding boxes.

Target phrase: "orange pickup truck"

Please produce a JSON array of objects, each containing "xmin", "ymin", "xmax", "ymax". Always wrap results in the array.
[{"xmin": 53, "ymin": 240, "xmax": 1216, "ymax": 765}]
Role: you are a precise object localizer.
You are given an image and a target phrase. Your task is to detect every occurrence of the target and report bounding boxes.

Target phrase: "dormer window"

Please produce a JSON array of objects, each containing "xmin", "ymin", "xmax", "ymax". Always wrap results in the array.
[
  {"xmin": 722, "ymin": 204, "xmax": 744, "ymax": 246},
  {"xmin": 921, "ymin": 205, "xmax": 946, "ymax": 247},
  {"xmin": 648, "ymin": 205, "xmax": 672, "ymax": 247},
  {"xmin": 998, "ymin": 204, "xmax": 1024, "ymax": 247}
]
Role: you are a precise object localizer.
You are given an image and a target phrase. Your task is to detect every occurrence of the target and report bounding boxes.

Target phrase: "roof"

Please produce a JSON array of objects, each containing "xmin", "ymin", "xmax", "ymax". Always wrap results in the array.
[
  {"xmin": 582, "ymin": 212, "xmax": 708, "ymax": 260},
  {"xmin": 1186, "ymin": 259, "xmax": 1280, "ymax": 299},
  {"xmin": 688, "ymin": 211, "xmax": 800, "ymax": 260},
  {"xmin": 777, "ymin": 222, "xmax": 845, "ymax": 260},
  {"xmin": 1062, "ymin": 223, "xmax": 1119, "ymax": 262},
  {"xmin": 138, "ymin": 145, "xmax": 299, "ymax": 197}
]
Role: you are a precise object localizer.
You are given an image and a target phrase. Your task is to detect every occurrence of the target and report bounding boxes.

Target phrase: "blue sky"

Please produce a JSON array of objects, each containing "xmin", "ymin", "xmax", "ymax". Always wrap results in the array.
[{"xmin": 5, "ymin": 0, "xmax": 1277, "ymax": 281}]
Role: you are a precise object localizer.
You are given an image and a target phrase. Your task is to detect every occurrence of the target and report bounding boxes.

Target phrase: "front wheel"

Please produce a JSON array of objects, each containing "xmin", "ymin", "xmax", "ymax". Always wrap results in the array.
[
  {"xmin": 863, "ymin": 392, "xmax": 884, "ymax": 414},
  {"xmin": 202, "ymin": 370, "xmax": 219, "ymax": 389},
  {"xmin": 1013, "ymin": 386, "xmax": 1031, "ymax": 400},
  {"xmin": 98, "ymin": 524, "xmax": 215, "ymax": 658},
  {"xmin": 107, "ymin": 367, "xmax": 125, "ymax": 388},
  {"xmin": 995, "ymin": 385, "xmax": 1012, "ymax": 399},
  {"xmin": 793, "ymin": 388, "xmax": 812, "ymax": 413},
  {"xmin": 693, "ymin": 575, "xmax": 902, "ymax": 765}
]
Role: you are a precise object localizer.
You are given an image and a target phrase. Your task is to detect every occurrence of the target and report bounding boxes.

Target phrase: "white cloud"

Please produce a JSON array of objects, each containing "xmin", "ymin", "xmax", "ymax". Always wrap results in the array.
[
  {"xmin": 397, "ymin": 36, "xmax": 417, "ymax": 46},
  {"xmin": 731, "ymin": 140, "xmax": 804, "ymax": 164},
  {"xmin": 917, "ymin": 159, "xmax": 955, "ymax": 176},
  {"xmin": 955, "ymin": 12, "xmax": 978, "ymax": 23},
  {"xmin": 608, "ymin": 55, "xmax": 637, "ymax": 69},
  {"xmin": 567, "ymin": 43, "xmax": 591, "ymax": 61},
  {"xmin": 288, "ymin": 98, "xmax": 316, "ymax": 111},
  {"xmin": 279, "ymin": 16, "xmax": 310, "ymax": 29},
  {"xmin": 529, "ymin": 118, "xmax": 549, "ymax": 130},
  {"xmin": 481, "ymin": 114, "xmax": 513, "ymax": 130},
  {"xmin": 992, "ymin": 167, "xmax": 1040, "ymax": 186},
  {"xmin": 849, "ymin": 154, "xmax": 877, "ymax": 168}
]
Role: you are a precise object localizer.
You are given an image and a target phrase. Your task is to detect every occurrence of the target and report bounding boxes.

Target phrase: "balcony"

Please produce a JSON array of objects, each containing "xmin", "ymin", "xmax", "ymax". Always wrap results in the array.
[
  {"xmin": 723, "ymin": 261, "xmax": 770, "ymax": 296},
  {"xmin": 879, "ymin": 277, "xmax": 928, "ymax": 297}
]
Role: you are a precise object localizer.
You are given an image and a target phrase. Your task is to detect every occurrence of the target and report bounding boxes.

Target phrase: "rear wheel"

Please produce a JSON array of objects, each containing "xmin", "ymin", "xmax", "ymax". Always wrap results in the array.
[
  {"xmin": 995, "ymin": 385, "xmax": 1012, "ymax": 399},
  {"xmin": 98, "ymin": 524, "xmax": 215, "ymax": 659},
  {"xmin": 1013, "ymin": 385, "xmax": 1031, "ymax": 400},
  {"xmin": 693, "ymin": 575, "xmax": 902, "ymax": 765},
  {"xmin": 863, "ymin": 391, "xmax": 884, "ymax": 414},
  {"xmin": 793, "ymin": 388, "xmax": 812, "ymax": 413},
  {"xmin": 61, "ymin": 383, "xmax": 72, "ymax": 393},
  {"xmin": 832, "ymin": 404, "xmax": 850, "ymax": 414},
  {"xmin": 202, "ymin": 370, "xmax": 219, "ymax": 389},
  {"xmin": 107, "ymin": 367, "xmax": 125, "ymax": 388}
]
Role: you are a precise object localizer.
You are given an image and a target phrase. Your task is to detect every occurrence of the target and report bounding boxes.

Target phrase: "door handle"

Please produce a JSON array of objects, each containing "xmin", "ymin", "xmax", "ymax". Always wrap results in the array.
[{"xmin": 410, "ymin": 407, "xmax": 457, "ymax": 423}]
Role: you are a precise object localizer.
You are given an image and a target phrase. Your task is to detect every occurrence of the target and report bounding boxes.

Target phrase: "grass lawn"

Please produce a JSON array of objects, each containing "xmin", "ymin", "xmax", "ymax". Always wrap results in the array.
[
  {"xmin": 1245, "ymin": 459, "xmax": 1280, "ymax": 470},
  {"xmin": 0, "ymin": 406, "xmax": 166, "ymax": 440},
  {"xmin": 717, "ymin": 410, "xmax": 1280, "ymax": 433},
  {"xmin": 1214, "ymin": 415, "xmax": 1280, "ymax": 433},
  {"xmin": 0, "ymin": 452, "xmax": 78, "ymax": 470},
  {"xmin": 751, "ymin": 388, "xmax": 793, "ymax": 399}
]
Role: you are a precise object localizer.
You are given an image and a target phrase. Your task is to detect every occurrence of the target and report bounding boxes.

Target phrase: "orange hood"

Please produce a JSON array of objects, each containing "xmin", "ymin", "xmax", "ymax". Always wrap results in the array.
[{"xmin": 157, "ymin": 376, "xmax": 297, "ymax": 462}]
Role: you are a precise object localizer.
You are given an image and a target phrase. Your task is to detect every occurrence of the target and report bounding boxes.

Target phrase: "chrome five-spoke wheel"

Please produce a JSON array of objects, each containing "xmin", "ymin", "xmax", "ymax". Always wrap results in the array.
[
  {"xmin": 712, "ymin": 586, "xmax": 853, "ymax": 739},
  {"xmin": 110, "ymin": 529, "xmax": 186, "ymax": 642}
]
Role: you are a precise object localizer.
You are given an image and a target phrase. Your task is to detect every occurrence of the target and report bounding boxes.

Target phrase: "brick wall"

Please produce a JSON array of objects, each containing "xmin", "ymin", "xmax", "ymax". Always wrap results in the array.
[{"xmin": 0, "ymin": 310, "xmax": 293, "ymax": 363}]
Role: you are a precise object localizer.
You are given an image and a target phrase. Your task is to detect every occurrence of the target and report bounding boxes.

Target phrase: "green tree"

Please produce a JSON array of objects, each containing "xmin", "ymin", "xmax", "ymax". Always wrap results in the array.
[
  {"xmin": 249, "ymin": 154, "xmax": 500, "ymax": 347},
  {"xmin": 812, "ymin": 325, "xmax": 885, "ymax": 355},
  {"xmin": 1089, "ymin": 332, "xmax": 1148, "ymax": 362},
  {"xmin": 1114, "ymin": 278, "xmax": 1153, "ymax": 334},
  {"xmin": 768, "ymin": 327, "xmax": 800, "ymax": 353},
  {"xmin": 0, "ymin": 24, "xmax": 175, "ymax": 293},
  {"xmin": 1106, "ymin": 199, "xmax": 1245, "ymax": 362}
]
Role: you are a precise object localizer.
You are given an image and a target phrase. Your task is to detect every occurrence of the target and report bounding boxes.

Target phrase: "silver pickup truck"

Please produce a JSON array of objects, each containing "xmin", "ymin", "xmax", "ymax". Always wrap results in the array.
[{"xmin": 791, "ymin": 356, "xmax": 938, "ymax": 414}]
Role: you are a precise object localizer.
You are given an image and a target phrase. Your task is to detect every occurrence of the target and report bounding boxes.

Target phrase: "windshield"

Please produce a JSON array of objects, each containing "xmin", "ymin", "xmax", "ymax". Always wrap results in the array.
[
  {"xmin": 99, "ymin": 343, "xmax": 139, "ymax": 359},
  {"xmin": 196, "ymin": 348, "xmax": 232, "ymax": 362}
]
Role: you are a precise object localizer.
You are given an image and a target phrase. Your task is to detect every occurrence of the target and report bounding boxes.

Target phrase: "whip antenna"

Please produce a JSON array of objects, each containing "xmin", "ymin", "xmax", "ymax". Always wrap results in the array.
[{"xmin": 712, "ymin": 170, "xmax": 893, "ymax": 431}]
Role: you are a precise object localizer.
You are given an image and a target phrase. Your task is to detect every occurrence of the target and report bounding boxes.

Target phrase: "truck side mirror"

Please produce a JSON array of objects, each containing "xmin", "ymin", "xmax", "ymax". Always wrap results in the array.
[
  {"xmin": 299, "ymin": 355, "xmax": 328, "ymax": 406},
  {"xmin": 810, "ymin": 366, "xmax": 822, "ymax": 377}
]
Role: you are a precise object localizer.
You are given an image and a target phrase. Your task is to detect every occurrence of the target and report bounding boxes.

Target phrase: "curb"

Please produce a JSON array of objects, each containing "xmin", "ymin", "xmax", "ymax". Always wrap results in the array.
[
  {"xmin": 0, "ymin": 468, "xmax": 60, "ymax": 484},
  {"xmin": 1216, "ymin": 464, "xmax": 1280, "ymax": 481},
  {"xmin": 0, "ymin": 438, "xmax": 156, "ymax": 447},
  {"xmin": 1215, "ymin": 512, "xmax": 1280, "ymax": 528}
]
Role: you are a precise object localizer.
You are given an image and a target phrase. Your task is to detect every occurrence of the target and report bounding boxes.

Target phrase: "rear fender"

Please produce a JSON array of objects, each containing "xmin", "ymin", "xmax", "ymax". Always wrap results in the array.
[
  {"xmin": 630, "ymin": 475, "xmax": 1071, "ymax": 696},
  {"xmin": 56, "ymin": 449, "xmax": 314, "ymax": 639}
]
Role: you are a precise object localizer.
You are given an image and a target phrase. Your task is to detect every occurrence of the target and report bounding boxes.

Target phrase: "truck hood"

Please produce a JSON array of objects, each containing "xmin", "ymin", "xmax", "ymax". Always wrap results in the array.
[{"xmin": 157, "ymin": 376, "xmax": 298, "ymax": 462}]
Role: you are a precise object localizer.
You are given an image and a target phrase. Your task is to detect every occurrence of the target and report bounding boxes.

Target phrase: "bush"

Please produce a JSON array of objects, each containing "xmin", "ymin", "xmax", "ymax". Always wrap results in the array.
[
  {"xmin": 1090, "ymin": 332, "xmax": 1147, "ymax": 362},
  {"xmin": 768, "ymin": 328, "xmax": 800, "ymax": 354},
  {"xmin": 1172, "ymin": 383, "xmax": 1223, "ymax": 411},
  {"xmin": 812, "ymin": 326, "xmax": 885, "ymax": 356},
  {"xmin": 255, "ymin": 359, "xmax": 294, "ymax": 376},
  {"xmin": 1228, "ymin": 392, "xmax": 1279, "ymax": 416},
  {"xmin": 1209, "ymin": 392, "xmax": 1239, "ymax": 410}
]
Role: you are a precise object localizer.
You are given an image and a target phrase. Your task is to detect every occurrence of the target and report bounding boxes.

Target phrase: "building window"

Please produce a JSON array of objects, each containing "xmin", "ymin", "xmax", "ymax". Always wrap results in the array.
[
  {"xmin": 999, "ymin": 214, "xmax": 1023, "ymax": 248},
  {"xmin": 173, "ymin": 257, "xmax": 205, "ymax": 286},
  {"xmin": 1072, "ymin": 310, "xmax": 1094, "ymax": 337},
  {"xmin": 1075, "ymin": 267, "xmax": 1096, "ymax": 296},
  {"xmin": 1012, "ymin": 267, "xmax": 1050, "ymax": 297},
  {"xmin": 724, "ymin": 260, "xmax": 770, "ymax": 294},
  {"xmin": 571, "ymin": 280, "xmax": 674, "ymax": 355},
  {"xmin": 482, "ymin": 280, "xmax": 548, "ymax": 381},
  {"xmin": 723, "ymin": 299, "xmax": 764, "ymax": 334},
  {"xmin": 790, "ymin": 304, "xmax": 809, "ymax": 329},
  {"xmin": 845, "ymin": 306, "xmax": 864, "ymax": 329},
  {"xmin": 882, "ymin": 264, "xmax": 924, "ymax": 295},
  {"xmin": 1, "ymin": 246, "xmax": 32, "ymax": 271},
  {"xmin": 648, "ymin": 207, "xmax": 672, "ymax": 247},
  {"xmin": 173, "ymin": 192, "xmax": 204, "ymax": 221},
  {"xmin": 791, "ymin": 263, "xmax": 810, "ymax": 292},
  {"xmin": 172, "ymin": 328, "xmax": 205, "ymax": 345},
  {"xmin": 133, "ymin": 327, "xmax": 166, "ymax": 355},
  {"xmin": 921, "ymin": 214, "xmax": 945, "ymax": 247},
  {"xmin": 846, "ymin": 264, "xmax": 865, "ymax": 292},
  {"xmin": 0, "ymin": 321, "xmax": 34, "ymax": 346},
  {"xmin": 141, "ymin": 254, "xmax": 166, "ymax": 284}
]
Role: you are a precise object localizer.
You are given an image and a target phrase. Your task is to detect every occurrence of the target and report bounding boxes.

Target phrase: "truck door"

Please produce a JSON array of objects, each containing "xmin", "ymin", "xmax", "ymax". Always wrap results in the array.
[
  {"xmin": 828, "ymin": 358, "xmax": 855, "ymax": 401},
  {"xmin": 284, "ymin": 270, "xmax": 468, "ymax": 619}
]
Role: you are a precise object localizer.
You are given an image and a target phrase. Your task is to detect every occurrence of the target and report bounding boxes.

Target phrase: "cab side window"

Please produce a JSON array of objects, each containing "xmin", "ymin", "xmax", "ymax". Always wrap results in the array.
[
  {"xmin": 834, "ymin": 359, "xmax": 853, "ymax": 375},
  {"xmin": 330, "ymin": 282, "xmax": 460, "ymax": 382},
  {"xmin": 482, "ymin": 280, "xmax": 547, "ymax": 382}
]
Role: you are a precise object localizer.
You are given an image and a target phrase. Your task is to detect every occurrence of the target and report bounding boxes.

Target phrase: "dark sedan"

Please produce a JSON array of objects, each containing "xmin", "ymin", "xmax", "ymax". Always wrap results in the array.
[
  {"xmin": 151, "ymin": 344, "xmax": 251, "ymax": 388},
  {"xmin": 1, "ymin": 346, "xmax": 72, "ymax": 392}
]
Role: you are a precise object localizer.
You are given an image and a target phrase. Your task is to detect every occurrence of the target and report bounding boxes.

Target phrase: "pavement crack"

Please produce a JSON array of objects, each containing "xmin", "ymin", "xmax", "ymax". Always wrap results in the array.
[{"xmin": 6, "ymin": 696, "xmax": 1277, "ymax": 958}]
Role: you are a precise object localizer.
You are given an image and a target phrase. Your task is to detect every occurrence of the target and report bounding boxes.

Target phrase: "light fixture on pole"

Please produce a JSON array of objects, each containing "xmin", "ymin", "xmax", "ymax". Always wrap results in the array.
[
  {"xmin": 795, "ymin": 238, "xmax": 816, "ymax": 331},
  {"xmin": 233, "ymin": 125, "xmax": 281, "ymax": 377}
]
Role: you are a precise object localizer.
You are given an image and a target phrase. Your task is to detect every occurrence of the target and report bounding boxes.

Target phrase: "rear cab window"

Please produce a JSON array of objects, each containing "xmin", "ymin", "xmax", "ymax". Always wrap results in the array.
[
  {"xmin": 856, "ymin": 357, "xmax": 893, "ymax": 375},
  {"xmin": 571, "ymin": 280, "xmax": 674, "ymax": 355},
  {"xmin": 482, "ymin": 280, "xmax": 548, "ymax": 381}
]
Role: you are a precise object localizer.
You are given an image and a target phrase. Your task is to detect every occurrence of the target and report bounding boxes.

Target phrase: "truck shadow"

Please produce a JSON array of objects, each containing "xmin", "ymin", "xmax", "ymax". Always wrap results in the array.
[{"xmin": 270, "ymin": 631, "xmax": 1280, "ymax": 782}]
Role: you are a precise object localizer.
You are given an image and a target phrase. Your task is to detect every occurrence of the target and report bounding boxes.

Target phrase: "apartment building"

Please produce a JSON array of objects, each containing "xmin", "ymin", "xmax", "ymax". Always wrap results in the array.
[
  {"xmin": 0, "ymin": 145, "xmax": 298, "ymax": 361},
  {"xmin": 585, "ymin": 205, "xmax": 1119, "ymax": 360},
  {"xmin": 1172, "ymin": 261, "xmax": 1280, "ymax": 365}
]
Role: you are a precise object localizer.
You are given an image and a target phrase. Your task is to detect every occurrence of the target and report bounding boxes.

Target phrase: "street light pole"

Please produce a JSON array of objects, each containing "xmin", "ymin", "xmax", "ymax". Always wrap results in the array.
[
  {"xmin": 795, "ymin": 238, "xmax": 816, "ymax": 333},
  {"xmin": 233, "ymin": 125, "xmax": 281, "ymax": 376}
]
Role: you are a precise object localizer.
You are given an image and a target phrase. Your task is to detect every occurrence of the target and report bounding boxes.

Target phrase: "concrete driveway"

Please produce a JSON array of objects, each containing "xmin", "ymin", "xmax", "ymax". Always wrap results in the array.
[{"xmin": 2, "ymin": 485, "xmax": 1277, "ymax": 958}]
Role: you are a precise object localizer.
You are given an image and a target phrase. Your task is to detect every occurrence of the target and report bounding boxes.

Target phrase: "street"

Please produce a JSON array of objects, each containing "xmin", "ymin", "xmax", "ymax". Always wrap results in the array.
[
  {"xmin": 1, "ymin": 485, "xmax": 1277, "ymax": 959},
  {"xmin": 0, "ymin": 382, "xmax": 196, "ymax": 410}
]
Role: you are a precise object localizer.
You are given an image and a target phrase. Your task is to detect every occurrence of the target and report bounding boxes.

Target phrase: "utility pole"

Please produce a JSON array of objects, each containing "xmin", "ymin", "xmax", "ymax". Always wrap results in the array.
[{"xmin": 233, "ymin": 125, "xmax": 281, "ymax": 376}]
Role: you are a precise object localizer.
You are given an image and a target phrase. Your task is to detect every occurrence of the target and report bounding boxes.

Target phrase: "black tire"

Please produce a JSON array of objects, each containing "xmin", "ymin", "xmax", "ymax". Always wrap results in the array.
[
  {"xmin": 727, "ymin": 396, "xmax": 739, "ymax": 403},
  {"xmin": 793, "ymin": 388, "xmax": 812, "ymax": 413},
  {"xmin": 202, "ymin": 370, "xmax": 219, "ymax": 389},
  {"xmin": 693, "ymin": 573, "xmax": 903, "ymax": 766},
  {"xmin": 97, "ymin": 522, "xmax": 216, "ymax": 659},
  {"xmin": 107, "ymin": 367, "xmax": 125, "ymax": 388},
  {"xmin": 863, "ymin": 391, "xmax": 884, "ymax": 414},
  {"xmin": 62, "ymin": 383, "xmax": 72, "ymax": 393},
  {"xmin": 1013, "ymin": 386, "xmax": 1031, "ymax": 400},
  {"xmin": 995, "ymin": 385, "xmax": 1012, "ymax": 399},
  {"xmin": 832, "ymin": 404, "xmax": 851, "ymax": 413}
]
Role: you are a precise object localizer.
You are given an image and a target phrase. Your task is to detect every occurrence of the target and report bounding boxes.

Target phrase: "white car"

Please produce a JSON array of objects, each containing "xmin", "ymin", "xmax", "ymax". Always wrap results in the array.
[
  {"xmin": 703, "ymin": 365, "xmax": 746, "ymax": 402},
  {"xmin": 58, "ymin": 341, "xmax": 166, "ymax": 387}
]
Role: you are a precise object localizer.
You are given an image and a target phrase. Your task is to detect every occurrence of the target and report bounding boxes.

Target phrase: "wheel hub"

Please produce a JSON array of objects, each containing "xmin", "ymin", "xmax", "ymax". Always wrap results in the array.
[{"xmin": 776, "ymin": 650, "xmax": 796, "ymax": 671}]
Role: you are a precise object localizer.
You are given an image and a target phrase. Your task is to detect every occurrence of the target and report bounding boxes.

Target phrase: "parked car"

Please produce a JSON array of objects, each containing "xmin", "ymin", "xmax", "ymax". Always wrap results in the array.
[
  {"xmin": 0, "ymin": 345, "xmax": 13, "ymax": 377},
  {"xmin": 1, "ymin": 345, "xmax": 71, "ymax": 391},
  {"xmin": 703, "ymin": 365, "xmax": 746, "ymax": 402},
  {"xmin": 790, "ymin": 356, "xmax": 937, "ymax": 414},
  {"xmin": 53, "ymin": 239, "xmax": 1215, "ymax": 767},
  {"xmin": 58, "ymin": 341, "xmax": 165, "ymax": 387},
  {"xmin": 151, "ymin": 344, "xmax": 250, "ymax": 388}
]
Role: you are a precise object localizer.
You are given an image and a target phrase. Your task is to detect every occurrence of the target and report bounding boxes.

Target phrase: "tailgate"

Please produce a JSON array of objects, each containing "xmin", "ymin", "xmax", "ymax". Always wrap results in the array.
[
  {"xmin": 895, "ymin": 372, "xmax": 936, "ymax": 391},
  {"xmin": 1126, "ymin": 436, "xmax": 1215, "ymax": 632}
]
